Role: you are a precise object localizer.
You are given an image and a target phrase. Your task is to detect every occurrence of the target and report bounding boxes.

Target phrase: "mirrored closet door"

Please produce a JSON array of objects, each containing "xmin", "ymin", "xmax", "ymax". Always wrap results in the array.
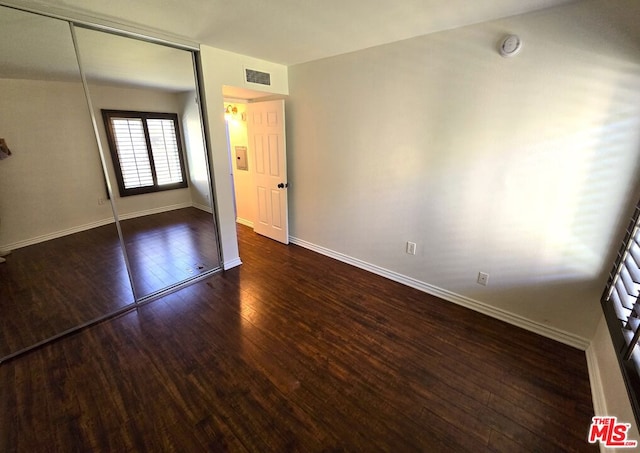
[
  {"xmin": 73, "ymin": 27, "xmax": 222, "ymax": 300},
  {"xmin": 0, "ymin": 6, "xmax": 134, "ymax": 358},
  {"xmin": 0, "ymin": 6, "xmax": 222, "ymax": 361}
]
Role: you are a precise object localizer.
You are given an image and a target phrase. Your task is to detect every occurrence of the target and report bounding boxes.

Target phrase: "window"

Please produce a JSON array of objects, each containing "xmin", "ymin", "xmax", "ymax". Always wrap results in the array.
[
  {"xmin": 102, "ymin": 110, "xmax": 188, "ymax": 197},
  {"xmin": 602, "ymin": 199, "xmax": 640, "ymax": 426}
]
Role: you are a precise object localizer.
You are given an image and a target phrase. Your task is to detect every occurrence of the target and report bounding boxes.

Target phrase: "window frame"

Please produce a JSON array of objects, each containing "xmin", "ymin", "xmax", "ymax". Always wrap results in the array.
[
  {"xmin": 601, "ymin": 199, "xmax": 640, "ymax": 427},
  {"xmin": 102, "ymin": 109, "xmax": 188, "ymax": 197}
]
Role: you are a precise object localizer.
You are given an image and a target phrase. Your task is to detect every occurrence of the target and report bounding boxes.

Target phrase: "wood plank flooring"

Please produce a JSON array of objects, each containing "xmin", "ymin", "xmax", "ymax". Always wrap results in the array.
[
  {"xmin": 0, "ymin": 220, "xmax": 132, "ymax": 356},
  {"xmin": 0, "ymin": 207, "xmax": 220, "ymax": 357},
  {"xmin": 0, "ymin": 224, "xmax": 597, "ymax": 452},
  {"xmin": 120, "ymin": 207, "xmax": 220, "ymax": 298}
]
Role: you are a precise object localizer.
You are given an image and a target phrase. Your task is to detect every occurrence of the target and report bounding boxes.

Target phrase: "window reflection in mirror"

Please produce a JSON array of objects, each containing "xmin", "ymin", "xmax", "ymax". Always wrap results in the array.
[{"xmin": 73, "ymin": 27, "xmax": 221, "ymax": 299}]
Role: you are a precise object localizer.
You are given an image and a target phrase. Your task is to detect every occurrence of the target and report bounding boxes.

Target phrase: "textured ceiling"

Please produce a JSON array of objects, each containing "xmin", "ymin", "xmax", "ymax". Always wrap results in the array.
[{"xmin": 7, "ymin": 0, "xmax": 579, "ymax": 65}]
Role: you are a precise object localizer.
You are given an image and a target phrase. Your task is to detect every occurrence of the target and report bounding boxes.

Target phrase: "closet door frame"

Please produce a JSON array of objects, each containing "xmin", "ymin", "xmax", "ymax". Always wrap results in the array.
[{"xmin": 0, "ymin": 2, "xmax": 223, "ymax": 362}]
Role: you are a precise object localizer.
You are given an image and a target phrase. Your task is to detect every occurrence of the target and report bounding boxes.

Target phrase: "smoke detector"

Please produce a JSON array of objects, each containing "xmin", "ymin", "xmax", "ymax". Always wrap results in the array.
[{"xmin": 499, "ymin": 34, "xmax": 523, "ymax": 57}]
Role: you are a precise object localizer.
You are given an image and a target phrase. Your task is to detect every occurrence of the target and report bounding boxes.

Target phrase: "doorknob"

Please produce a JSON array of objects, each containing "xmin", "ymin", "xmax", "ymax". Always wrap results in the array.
[{"xmin": 277, "ymin": 182, "xmax": 289, "ymax": 189}]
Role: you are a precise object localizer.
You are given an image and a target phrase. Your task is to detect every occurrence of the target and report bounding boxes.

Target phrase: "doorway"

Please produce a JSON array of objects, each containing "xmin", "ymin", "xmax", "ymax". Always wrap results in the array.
[
  {"xmin": 225, "ymin": 100, "xmax": 254, "ymax": 228},
  {"xmin": 223, "ymin": 88, "xmax": 289, "ymax": 244}
]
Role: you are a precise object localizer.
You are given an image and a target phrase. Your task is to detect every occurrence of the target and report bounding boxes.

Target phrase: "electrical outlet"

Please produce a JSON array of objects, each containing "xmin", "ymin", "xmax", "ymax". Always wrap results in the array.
[
  {"xmin": 406, "ymin": 241, "xmax": 417, "ymax": 255},
  {"xmin": 477, "ymin": 272, "xmax": 489, "ymax": 286}
]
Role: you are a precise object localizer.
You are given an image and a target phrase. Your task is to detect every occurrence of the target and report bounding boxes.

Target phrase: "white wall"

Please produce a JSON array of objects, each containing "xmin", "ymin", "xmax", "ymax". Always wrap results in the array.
[
  {"xmin": 0, "ymin": 78, "xmax": 113, "ymax": 248},
  {"xmin": 199, "ymin": 46, "xmax": 288, "ymax": 268},
  {"xmin": 181, "ymin": 91, "xmax": 211, "ymax": 211},
  {"xmin": 226, "ymin": 103, "xmax": 255, "ymax": 226},
  {"xmin": 286, "ymin": 0, "xmax": 640, "ymax": 343}
]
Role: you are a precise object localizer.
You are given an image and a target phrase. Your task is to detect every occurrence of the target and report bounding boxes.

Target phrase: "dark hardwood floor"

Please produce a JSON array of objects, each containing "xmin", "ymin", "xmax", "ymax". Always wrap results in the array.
[
  {"xmin": 121, "ymin": 207, "xmax": 221, "ymax": 298},
  {"xmin": 0, "ymin": 224, "xmax": 596, "ymax": 452},
  {"xmin": 0, "ymin": 220, "xmax": 133, "ymax": 356},
  {"xmin": 0, "ymin": 207, "xmax": 220, "ymax": 357}
]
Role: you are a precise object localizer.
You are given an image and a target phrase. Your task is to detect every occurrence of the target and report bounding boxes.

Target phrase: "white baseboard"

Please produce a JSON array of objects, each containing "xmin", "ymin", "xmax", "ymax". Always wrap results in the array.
[
  {"xmin": 192, "ymin": 202, "xmax": 213, "ymax": 213},
  {"xmin": 2, "ymin": 203, "xmax": 195, "ymax": 251},
  {"xmin": 289, "ymin": 236, "xmax": 590, "ymax": 350},
  {"xmin": 236, "ymin": 217, "xmax": 254, "ymax": 228},
  {"xmin": 2, "ymin": 217, "xmax": 116, "ymax": 250},
  {"xmin": 224, "ymin": 257, "xmax": 243, "ymax": 269},
  {"xmin": 586, "ymin": 345, "xmax": 607, "ymax": 416},
  {"xmin": 117, "ymin": 202, "xmax": 192, "ymax": 221},
  {"xmin": 587, "ymin": 350, "xmax": 611, "ymax": 453}
]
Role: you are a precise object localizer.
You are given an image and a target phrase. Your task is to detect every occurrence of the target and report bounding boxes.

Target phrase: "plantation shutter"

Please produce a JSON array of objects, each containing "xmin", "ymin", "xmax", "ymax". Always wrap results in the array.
[
  {"xmin": 102, "ymin": 110, "xmax": 187, "ymax": 197},
  {"xmin": 602, "ymin": 200, "xmax": 640, "ymax": 425},
  {"xmin": 111, "ymin": 118, "xmax": 154, "ymax": 189},
  {"xmin": 605, "ymin": 203, "xmax": 640, "ymax": 362},
  {"xmin": 147, "ymin": 118, "xmax": 183, "ymax": 186}
]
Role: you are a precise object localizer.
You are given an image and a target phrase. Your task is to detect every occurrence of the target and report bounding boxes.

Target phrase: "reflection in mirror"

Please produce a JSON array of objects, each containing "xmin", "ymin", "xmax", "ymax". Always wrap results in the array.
[
  {"xmin": 0, "ymin": 7, "xmax": 134, "ymax": 358},
  {"xmin": 74, "ymin": 27, "xmax": 222, "ymax": 299}
]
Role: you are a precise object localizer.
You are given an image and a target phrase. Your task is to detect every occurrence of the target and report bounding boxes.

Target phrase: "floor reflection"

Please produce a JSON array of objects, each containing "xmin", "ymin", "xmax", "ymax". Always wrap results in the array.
[
  {"xmin": 120, "ymin": 207, "xmax": 221, "ymax": 297},
  {"xmin": 0, "ymin": 222, "xmax": 132, "ymax": 356},
  {"xmin": 0, "ymin": 206, "xmax": 221, "ymax": 358}
]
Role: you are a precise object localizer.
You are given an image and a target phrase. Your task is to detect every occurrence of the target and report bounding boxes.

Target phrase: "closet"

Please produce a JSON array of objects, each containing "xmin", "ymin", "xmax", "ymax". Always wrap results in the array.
[{"xmin": 0, "ymin": 5, "xmax": 221, "ymax": 361}]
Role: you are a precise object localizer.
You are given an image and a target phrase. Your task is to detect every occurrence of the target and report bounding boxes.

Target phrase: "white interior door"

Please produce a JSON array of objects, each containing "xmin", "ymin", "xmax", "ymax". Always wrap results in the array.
[{"xmin": 246, "ymin": 99, "xmax": 289, "ymax": 244}]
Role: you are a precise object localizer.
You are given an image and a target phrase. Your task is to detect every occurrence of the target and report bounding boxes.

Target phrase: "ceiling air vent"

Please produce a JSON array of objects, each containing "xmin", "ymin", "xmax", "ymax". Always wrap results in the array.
[{"xmin": 245, "ymin": 68, "xmax": 271, "ymax": 86}]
